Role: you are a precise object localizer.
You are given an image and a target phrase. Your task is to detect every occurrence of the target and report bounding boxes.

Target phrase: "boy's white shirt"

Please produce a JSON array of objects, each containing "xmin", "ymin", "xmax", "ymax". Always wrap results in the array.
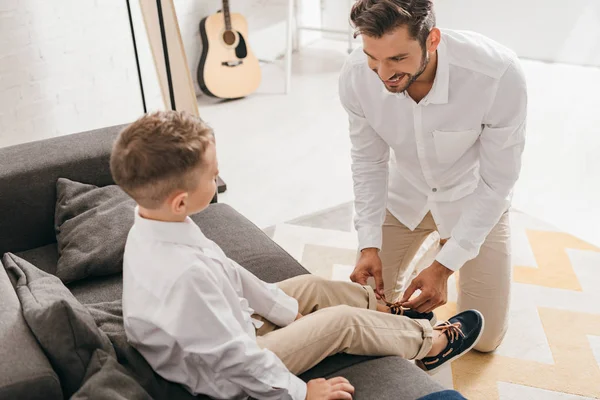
[{"xmin": 122, "ymin": 207, "xmax": 306, "ymax": 400}]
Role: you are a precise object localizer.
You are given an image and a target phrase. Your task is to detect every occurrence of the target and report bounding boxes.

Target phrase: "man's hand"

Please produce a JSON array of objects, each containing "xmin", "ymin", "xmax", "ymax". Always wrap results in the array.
[
  {"xmin": 295, "ymin": 313, "xmax": 303, "ymax": 321},
  {"xmin": 306, "ymin": 377, "xmax": 354, "ymax": 400},
  {"xmin": 350, "ymin": 248, "xmax": 384, "ymax": 299},
  {"xmin": 400, "ymin": 261, "xmax": 453, "ymax": 313}
]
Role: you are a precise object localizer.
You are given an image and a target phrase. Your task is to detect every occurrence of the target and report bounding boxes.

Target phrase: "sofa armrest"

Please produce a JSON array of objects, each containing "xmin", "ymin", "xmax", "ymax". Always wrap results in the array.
[{"xmin": 0, "ymin": 264, "xmax": 62, "ymax": 399}]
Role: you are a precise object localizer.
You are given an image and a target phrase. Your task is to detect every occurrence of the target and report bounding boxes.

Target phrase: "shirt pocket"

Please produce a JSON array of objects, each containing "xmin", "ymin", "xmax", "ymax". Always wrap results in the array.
[{"xmin": 432, "ymin": 129, "xmax": 480, "ymax": 164}]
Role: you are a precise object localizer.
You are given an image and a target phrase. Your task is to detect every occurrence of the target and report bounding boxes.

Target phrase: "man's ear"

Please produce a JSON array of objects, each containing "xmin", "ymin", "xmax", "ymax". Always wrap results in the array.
[
  {"xmin": 427, "ymin": 28, "xmax": 441, "ymax": 53},
  {"xmin": 170, "ymin": 192, "xmax": 188, "ymax": 215}
]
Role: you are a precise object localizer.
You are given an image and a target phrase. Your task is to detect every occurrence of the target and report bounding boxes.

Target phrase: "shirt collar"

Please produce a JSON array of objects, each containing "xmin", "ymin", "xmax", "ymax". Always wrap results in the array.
[
  {"xmin": 426, "ymin": 35, "xmax": 449, "ymax": 105},
  {"xmin": 133, "ymin": 206, "xmax": 207, "ymax": 248},
  {"xmin": 380, "ymin": 35, "xmax": 449, "ymax": 105}
]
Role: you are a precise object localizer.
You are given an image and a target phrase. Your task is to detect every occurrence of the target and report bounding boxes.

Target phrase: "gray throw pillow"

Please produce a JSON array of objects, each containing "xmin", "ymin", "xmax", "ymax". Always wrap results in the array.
[
  {"xmin": 86, "ymin": 300, "xmax": 201, "ymax": 400},
  {"xmin": 71, "ymin": 349, "xmax": 152, "ymax": 400},
  {"xmin": 2, "ymin": 253, "xmax": 116, "ymax": 397},
  {"xmin": 55, "ymin": 178, "xmax": 135, "ymax": 283}
]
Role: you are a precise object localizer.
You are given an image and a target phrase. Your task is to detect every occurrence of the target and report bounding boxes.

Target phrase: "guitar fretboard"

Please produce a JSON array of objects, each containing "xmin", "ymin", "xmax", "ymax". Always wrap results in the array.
[{"xmin": 223, "ymin": 0, "xmax": 232, "ymax": 31}]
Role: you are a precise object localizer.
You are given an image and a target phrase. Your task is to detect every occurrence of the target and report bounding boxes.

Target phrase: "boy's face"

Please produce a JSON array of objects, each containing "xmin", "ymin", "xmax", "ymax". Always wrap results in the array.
[
  {"xmin": 168, "ymin": 141, "xmax": 219, "ymax": 217},
  {"xmin": 186, "ymin": 142, "xmax": 219, "ymax": 215}
]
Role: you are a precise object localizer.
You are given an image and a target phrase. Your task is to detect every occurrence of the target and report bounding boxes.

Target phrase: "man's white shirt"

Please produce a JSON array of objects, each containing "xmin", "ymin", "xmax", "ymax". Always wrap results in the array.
[
  {"xmin": 339, "ymin": 29, "xmax": 527, "ymax": 271},
  {"xmin": 122, "ymin": 209, "xmax": 306, "ymax": 400}
]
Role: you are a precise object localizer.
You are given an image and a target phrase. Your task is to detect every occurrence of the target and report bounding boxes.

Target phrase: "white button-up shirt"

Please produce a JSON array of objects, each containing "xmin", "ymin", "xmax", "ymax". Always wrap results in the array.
[
  {"xmin": 122, "ymin": 209, "xmax": 306, "ymax": 400},
  {"xmin": 339, "ymin": 29, "xmax": 527, "ymax": 271}
]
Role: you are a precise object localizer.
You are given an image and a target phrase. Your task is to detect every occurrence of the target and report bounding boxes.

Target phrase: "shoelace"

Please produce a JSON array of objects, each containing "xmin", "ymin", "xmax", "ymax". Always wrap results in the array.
[
  {"xmin": 381, "ymin": 294, "xmax": 406, "ymax": 315},
  {"xmin": 386, "ymin": 300, "xmax": 406, "ymax": 315},
  {"xmin": 434, "ymin": 321, "xmax": 465, "ymax": 344}
]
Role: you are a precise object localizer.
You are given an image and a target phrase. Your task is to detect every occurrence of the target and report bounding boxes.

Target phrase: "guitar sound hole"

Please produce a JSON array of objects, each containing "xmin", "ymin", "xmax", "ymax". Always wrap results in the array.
[{"xmin": 223, "ymin": 30, "xmax": 236, "ymax": 46}]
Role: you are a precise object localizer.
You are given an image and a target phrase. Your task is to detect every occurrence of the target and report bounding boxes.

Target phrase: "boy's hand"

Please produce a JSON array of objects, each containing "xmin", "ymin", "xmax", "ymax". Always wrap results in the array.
[
  {"xmin": 306, "ymin": 377, "xmax": 354, "ymax": 399},
  {"xmin": 295, "ymin": 313, "xmax": 303, "ymax": 321}
]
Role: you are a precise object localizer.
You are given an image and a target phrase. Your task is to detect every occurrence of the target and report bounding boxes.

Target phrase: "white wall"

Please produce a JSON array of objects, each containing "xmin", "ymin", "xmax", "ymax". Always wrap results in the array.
[
  {"xmin": 0, "ymin": 0, "xmax": 143, "ymax": 148},
  {"xmin": 322, "ymin": 0, "xmax": 600, "ymax": 68},
  {"xmin": 0, "ymin": 0, "xmax": 322, "ymax": 148},
  {"xmin": 435, "ymin": 0, "xmax": 600, "ymax": 67}
]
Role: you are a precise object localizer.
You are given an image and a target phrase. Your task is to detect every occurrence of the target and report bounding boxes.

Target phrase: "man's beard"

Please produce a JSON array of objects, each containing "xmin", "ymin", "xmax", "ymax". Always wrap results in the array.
[{"xmin": 384, "ymin": 48, "xmax": 429, "ymax": 93}]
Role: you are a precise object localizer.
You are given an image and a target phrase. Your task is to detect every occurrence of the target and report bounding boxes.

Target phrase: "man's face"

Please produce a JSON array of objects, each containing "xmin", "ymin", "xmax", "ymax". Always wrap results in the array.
[{"xmin": 362, "ymin": 26, "xmax": 430, "ymax": 93}]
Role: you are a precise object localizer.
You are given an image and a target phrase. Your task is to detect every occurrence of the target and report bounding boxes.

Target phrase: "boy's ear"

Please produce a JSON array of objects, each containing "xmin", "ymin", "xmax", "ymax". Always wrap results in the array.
[{"xmin": 170, "ymin": 192, "xmax": 188, "ymax": 215}]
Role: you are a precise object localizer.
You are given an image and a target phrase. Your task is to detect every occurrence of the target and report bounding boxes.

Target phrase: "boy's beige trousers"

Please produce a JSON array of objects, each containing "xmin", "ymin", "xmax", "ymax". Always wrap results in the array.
[{"xmin": 254, "ymin": 275, "xmax": 433, "ymax": 375}]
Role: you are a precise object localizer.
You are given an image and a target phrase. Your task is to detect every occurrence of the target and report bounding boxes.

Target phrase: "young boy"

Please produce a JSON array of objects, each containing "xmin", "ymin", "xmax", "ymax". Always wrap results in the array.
[{"xmin": 110, "ymin": 111, "xmax": 484, "ymax": 400}]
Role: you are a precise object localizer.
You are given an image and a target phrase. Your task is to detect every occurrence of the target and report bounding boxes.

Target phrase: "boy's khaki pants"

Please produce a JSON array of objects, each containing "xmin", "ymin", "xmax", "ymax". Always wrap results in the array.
[
  {"xmin": 379, "ymin": 211, "xmax": 512, "ymax": 353},
  {"xmin": 254, "ymin": 275, "xmax": 433, "ymax": 375}
]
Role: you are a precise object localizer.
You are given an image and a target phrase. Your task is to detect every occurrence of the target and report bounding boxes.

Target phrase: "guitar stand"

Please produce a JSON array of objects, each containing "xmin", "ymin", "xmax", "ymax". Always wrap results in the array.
[{"xmin": 217, "ymin": 176, "xmax": 227, "ymax": 194}]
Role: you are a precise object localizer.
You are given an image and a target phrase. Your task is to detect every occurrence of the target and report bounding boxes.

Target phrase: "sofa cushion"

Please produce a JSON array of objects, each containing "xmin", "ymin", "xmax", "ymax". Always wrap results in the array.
[
  {"xmin": 71, "ymin": 349, "xmax": 152, "ymax": 400},
  {"xmin": 68, "ymin": 273, "xmax": 124, "ymax": 304},
  {"xmin": 0, "ymin": 125, "xmax": 125, "ymax": 256},
  {"xmin": 0, "ymin": 260, "xmax": 63, "ymax": 400},
  {"xmin": 16, "ymin": 203, "xmax": 309, "ymax": 306},
  {"xmin": 15, "ymin": 244, "xmax": 122, "ymax": 304},
  {"xmin": 86, "ymin": 300, "xmax": 202, "ymax": 400},
  {"xmin": 55, "ymin": 178, "xmax": 135, "ymax": 284},
  {"xmin": 322, "ymin": 356, "xmax": 444, "ymax": 400},
  {"xmin": 192, "ymin": 204, "xmax": 309, "ymax": 282},
  {"xmin": 15, "ymin": 244, "xmax": 59, "ymax": 275},
  {"xmin": 3, "ymin": 253, "xmax": 115, "ymax": 397}
]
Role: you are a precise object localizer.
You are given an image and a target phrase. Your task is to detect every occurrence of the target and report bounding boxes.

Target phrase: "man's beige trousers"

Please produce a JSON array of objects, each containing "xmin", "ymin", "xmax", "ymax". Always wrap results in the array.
[
  {"xmin": 379, "ymin": 211, "xmax": 511, "ymax": 352},
  {"xmin": 254, "ymin": 275, "xmax": 433, "ymax": 375}
]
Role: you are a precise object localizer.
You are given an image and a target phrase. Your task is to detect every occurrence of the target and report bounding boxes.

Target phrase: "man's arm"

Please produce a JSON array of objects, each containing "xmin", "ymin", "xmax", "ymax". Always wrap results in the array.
[
  {"xmin": 158, "ymin": 266, "xmax": 307, "ymax": 400},
  {"xmin": 339, "ymin": 63, "xmax": 390, "ymax": 252},
  {"xmin": 436, "ymin": 58, "xmax": 527, "ymax": 271}
]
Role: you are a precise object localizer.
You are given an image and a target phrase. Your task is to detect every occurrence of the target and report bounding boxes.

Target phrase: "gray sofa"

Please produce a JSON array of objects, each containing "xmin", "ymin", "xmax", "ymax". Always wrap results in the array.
[{"xmin": 0, "ymin": 125, "xmax": 446, "ymax": 399}]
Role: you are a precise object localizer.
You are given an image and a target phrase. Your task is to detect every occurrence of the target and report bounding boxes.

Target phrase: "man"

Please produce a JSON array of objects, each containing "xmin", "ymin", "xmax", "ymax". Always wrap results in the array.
[{"xmin": 339, "ymin": 0, "xmax": 527, "ymax": 352}]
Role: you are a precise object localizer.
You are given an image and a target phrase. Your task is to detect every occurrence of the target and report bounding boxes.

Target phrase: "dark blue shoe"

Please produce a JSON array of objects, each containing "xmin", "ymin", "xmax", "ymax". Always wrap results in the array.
[
  {"xmin": 416, "ymin": 310, "xmax": 485, "ymax": 375},
  {"xmin": 389, "ymin": 304, "xmax": 437, "ymax": 325}
]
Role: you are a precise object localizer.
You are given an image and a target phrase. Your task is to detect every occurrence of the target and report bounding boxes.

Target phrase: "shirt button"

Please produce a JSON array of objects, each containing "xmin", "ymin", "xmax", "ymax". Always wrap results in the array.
[{"xmin": 432, "ymin": 188, "xmax": 437, "ymax": 192}]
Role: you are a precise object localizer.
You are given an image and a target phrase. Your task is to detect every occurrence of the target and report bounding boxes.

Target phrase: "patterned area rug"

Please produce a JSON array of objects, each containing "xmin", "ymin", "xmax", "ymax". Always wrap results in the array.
[{"xmin": 265, "ymin": 203, "xmax": 600, "ymax": 399}]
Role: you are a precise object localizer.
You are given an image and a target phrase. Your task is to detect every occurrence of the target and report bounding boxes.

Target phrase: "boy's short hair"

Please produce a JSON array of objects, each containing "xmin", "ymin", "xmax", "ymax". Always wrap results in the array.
[{"xmin": 110, "ymin": 111, "xmax": 215, "ymax": 209}]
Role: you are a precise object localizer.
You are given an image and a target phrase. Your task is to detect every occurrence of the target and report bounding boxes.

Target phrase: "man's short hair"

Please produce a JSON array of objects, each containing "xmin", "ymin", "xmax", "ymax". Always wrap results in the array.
[
  {"xmin": 350, "ymin": 0, "xmax": 436, "ymax": 47},
  {"xmin": 110, "ymin": 111, "xmax": 215, "ymax": 209}
]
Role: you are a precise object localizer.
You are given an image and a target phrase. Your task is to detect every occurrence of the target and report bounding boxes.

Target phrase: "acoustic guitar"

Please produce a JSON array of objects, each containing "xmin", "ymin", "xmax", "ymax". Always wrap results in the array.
[{"xmin": 198, "ymin": 0, "xmax": 262, "ymax": 99}]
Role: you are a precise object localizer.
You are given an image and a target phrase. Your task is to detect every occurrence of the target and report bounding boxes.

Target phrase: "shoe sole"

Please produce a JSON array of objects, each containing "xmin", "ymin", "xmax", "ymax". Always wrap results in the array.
[{"xmin": 417, "ymin": 310, "xmax": 485, "ymax": 375}]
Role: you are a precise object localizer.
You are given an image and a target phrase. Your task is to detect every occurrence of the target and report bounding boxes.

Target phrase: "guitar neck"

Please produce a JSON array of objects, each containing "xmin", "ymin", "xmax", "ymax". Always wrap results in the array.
[{"xmin": 222, "ymin": 0, "xmax": 232, "ymax": 31}]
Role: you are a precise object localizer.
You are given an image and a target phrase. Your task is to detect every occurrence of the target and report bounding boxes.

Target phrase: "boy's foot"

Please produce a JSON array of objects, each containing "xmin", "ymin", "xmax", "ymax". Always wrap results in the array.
[
  {"xmin": 389, "ymin": 304, "xmax": 437, "ymax": 325},
  {"xmin": 416, "ymin": 310, "xmax": 485, "ymax": 375}
]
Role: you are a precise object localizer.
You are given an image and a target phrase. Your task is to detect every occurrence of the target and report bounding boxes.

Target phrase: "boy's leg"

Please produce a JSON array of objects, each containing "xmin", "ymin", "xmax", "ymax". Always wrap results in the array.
[
  {"xmin": 279, "ymin": 274, "xmax": 379, "ymax": 313},
  {"xmin": 379, "ymin": 211, "xmax": 437, "ymax": 302},
  {"xmin": 457, "ymin": 212, "xmax": 512, "ymax": 352},
  {"xmin": 256, "ymin": 305, "xmax": 433, "ymax": 375},
  {"xmin": 256, "ymin": 275, "xmax": 378, "ymax": 336}
]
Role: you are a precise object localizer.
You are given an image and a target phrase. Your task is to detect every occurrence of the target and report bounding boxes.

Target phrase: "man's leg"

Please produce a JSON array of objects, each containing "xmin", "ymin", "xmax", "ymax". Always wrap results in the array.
[
  {"xmin": 457, "ymin": 212, "xmax": 512, "ymax": 352},
  {"xmin": 379, "ymin": 211, "xmax": 437, "ymax": 302},
  {"xmin": 256, "ymin": 274, "xmax": 379, "ymax": 336},
  {"xmin": 256, "ymin": 305, "xmax": 433, "ymax": 375}
]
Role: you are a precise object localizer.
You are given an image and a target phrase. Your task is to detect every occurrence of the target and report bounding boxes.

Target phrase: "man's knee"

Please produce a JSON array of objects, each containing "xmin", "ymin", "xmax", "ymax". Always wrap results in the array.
[{"xmin": 473, "ymin": 329, "xmax": 507, "ymax": 353}]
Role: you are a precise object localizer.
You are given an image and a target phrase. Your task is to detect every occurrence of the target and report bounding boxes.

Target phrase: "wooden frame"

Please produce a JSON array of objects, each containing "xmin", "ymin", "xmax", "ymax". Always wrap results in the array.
[{"xmin": 138, "ymin": 0, "xmax": 199, "ymax": 116}]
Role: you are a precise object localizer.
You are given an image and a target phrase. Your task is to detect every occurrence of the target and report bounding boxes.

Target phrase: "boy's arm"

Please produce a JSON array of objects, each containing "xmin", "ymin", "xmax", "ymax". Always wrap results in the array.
[
  {"xmin": 231, "ymin": 258, "xmax": 299, "ymax": 328},
  {"xmin": 157, "ymin": 265, "xmax": 306, "ymax": 400}
]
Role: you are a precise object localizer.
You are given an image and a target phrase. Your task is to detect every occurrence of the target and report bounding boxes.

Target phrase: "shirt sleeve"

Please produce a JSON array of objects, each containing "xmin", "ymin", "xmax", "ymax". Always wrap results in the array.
[
  {"xmin": 339, "ymin": 61, "xmax": 390, "ymax": 251},
  {"xmin": 231, "ymin": 258, "xmax": 299, "ymax": 327},
  {"xmin": 435, "ymin": 58, "xmax": 527, "ymax": 271},
  {"xmin": 160, "ymin": 266, "xmax": 307, "ymax": 400}
]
